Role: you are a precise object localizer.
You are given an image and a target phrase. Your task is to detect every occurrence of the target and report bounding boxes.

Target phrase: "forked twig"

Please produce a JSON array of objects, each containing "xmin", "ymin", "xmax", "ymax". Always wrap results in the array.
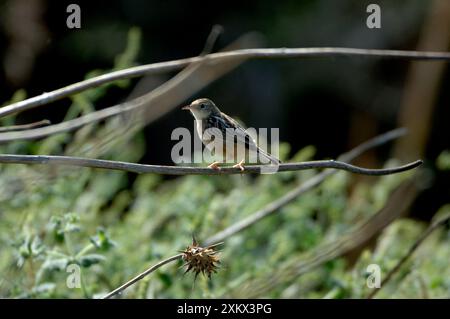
[{"xmin": 102, "ymin": 254, "xmax": 183, "ymax": 299}]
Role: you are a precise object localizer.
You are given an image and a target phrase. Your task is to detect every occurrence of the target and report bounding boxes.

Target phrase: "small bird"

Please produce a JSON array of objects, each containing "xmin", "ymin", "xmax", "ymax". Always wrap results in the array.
[{"xmin": 182, "ymin": 98, "xmax": 280, "ymax": 171}]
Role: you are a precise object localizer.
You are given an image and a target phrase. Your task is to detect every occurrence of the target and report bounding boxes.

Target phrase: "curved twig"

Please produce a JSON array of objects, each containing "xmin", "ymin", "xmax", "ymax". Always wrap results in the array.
[
  {"xmin": 102, "ymin": 254, "xmax": 183, "ymax": 299},
  {"xmin": 0, "ymin": 154, "xmax": 422, "ymax": 176},
  {"xmin": 0, "ymin": 100, "xmax": 143, "ymax": 143},
  {"xmin": 1, "ymin": 47, "xmax": 449, "ymax": 118},
  {"xmin": 0, "ymin": 120, "xmax": 50, "ymax": 133}
]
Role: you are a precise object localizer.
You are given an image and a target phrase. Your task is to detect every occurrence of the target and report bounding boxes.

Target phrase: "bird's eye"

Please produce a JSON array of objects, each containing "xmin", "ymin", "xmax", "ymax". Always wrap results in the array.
[{"xmin": 200, "ymin": 104, "xmax": 206, "ymax": 109}]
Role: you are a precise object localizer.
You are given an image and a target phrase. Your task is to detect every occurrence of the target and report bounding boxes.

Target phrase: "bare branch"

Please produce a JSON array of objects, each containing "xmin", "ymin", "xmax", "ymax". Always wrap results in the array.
[
  {"xmin": 367, "ymin": 211, "xmax": 450, "ymax": 299},
  {"xmin": 0, "ymin": 98, "xmax": 146, "ymax": 143},
  {"xmin": 203, "ymin": 128, "xmax": 409, "ymax": 246},
  {"xmin": 0, "ymin": 154, "xmax": 421, "ymax": 176},
  {"xmin": 0, "ymin": 120, "xmax": 50, "ymax": 132},
  {"xmin": 1, "ymin": 47, "xmax": 449, "ymax": 118},
  {"xmin": 102, "ymin": 254, "xmax": 183, "ymax": 299}
]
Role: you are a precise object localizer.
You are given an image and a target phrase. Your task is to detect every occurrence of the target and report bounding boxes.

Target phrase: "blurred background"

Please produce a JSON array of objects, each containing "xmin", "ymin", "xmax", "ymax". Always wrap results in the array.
[
  {"xmin": 0, "ymin": 0, "xmax": 449, "ymax": 298},
  {"xmin": 1, "ymin": 0, "xmax": 448, "ymax": 220}
]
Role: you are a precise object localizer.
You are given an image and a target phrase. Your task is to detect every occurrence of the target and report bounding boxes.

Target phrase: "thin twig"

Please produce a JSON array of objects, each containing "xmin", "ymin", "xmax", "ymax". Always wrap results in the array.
[
  {"xmin": 201, "ymin": 25, "xmax": 223, "ymax": 55},
  {"xmin": 1, "ymin": 47, "xmax": 449, "ymax": 118},
  {"xmin": 103, "ymin": 241, "xmax": 224, "ymax": 299},
  {"xmin": 102, "ymin": 254, "xmax": 183, "ymax": 299},
  {"xmin": 367, "ymin": 212, "xmax": 450, "ymax": 299},
  {"xmin": 204, "ymin": 128, "xmax": 409, "ymax": 246},
  {"xmin": 0, "ymin": 154, "xmax": 422, "ymax": 176},
  {"xmin": 0, "ymin": 99, "xmax": 143, "ymax": 143},
  {"xmin": 0, "ymin": 120, "xmax": 50, "ymax": 132}
]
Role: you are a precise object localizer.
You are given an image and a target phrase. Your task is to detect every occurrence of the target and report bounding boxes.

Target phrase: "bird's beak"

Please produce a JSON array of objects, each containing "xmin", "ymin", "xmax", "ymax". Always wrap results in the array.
[{"xmin": 181, "ymin": 105, "xmax": 191, "ymax": 111}]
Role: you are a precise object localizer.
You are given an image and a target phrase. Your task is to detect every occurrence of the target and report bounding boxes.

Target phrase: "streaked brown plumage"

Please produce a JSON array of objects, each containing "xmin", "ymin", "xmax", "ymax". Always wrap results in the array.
[{"xmin": 182, "ymin": 98, "xmax": 280, "ymax": 170}]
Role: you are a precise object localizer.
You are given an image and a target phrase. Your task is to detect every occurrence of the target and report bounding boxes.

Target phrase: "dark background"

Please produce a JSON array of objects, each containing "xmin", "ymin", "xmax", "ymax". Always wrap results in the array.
[{"xmin": 0, "ymin": 0, "xmax": 449, "ymax": 220}]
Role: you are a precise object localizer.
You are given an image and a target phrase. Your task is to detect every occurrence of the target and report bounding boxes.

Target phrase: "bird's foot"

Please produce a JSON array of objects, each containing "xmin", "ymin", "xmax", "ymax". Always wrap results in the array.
[
  {"xmin": 208, "ymin": 161, "xmax": 221, "ymax": 170},
  {"xmin": 232, "ymin": 159, "xmax": 245, "ymax": 172}
]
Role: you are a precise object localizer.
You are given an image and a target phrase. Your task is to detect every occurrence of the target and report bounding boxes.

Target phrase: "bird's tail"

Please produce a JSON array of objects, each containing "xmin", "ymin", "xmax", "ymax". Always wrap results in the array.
[{"xmin": 257, "ymin": 147, "xmax": 281, "ymax": 165}]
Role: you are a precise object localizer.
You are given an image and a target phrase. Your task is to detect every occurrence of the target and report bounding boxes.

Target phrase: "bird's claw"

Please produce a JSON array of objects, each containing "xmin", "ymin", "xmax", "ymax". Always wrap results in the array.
[
  {"xmin": 232, "ymin": 160, "xmax": 245, "ymax": 172},
  {"xmin": 208, "ymin": 162, "xmax": 221, "ymax": 170}
]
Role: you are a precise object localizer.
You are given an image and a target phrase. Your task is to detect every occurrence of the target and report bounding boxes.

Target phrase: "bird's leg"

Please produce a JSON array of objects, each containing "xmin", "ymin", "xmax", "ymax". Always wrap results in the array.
[
  {"xmin": 208, "ymin": 161, "xmax": 222, "ymax": 170},
  {"xmin": 232, "ymin": 159, "xmax": 245, "ymax": 172}
]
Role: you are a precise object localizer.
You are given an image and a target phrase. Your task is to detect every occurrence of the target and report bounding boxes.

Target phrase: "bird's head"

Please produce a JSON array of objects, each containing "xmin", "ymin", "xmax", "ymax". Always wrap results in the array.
[{"xmin": 182, "ymin": 98, "xmax": 219, "ymax": 120}]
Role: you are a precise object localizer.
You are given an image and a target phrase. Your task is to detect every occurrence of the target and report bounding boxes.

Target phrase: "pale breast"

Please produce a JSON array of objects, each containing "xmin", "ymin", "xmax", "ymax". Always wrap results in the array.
[{"xmin": 195, "ymin": 120, "xmax": 203, "ymax": 139}]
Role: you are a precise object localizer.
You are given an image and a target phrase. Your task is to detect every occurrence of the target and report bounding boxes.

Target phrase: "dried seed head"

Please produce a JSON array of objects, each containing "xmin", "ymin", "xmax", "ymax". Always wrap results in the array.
[{"xmin": 181, "ymin": 238, "xmax": 221, "ymax": 280}]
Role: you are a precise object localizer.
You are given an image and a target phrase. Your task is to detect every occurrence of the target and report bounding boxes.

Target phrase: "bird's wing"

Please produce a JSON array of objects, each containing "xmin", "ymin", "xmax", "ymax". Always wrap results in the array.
[
  {"xmin": 206, "ymin": 112, "xmax": 280, "ymax": 164},
  {"xmin": 221, "ymin": 112, "xmax": 281, "ymax": 164},
  {"xmin": 218, "ymin": 112, "xmax": 258, "ymax": 149}
]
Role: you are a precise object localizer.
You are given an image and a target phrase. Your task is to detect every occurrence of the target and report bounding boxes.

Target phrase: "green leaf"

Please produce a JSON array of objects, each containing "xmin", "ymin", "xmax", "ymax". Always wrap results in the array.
[
  {"xmin": 90, "ymin": 228, "xmax": 116, "ymax": 251},
  {"xmin": 158, "ymin": 272, "xmax": 173, "ymax": 287}
]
